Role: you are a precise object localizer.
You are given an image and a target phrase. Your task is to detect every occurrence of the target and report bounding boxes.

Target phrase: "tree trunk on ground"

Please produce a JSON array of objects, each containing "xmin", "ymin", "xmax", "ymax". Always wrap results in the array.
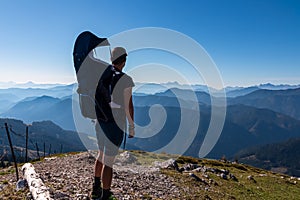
[{"xmin": 21, "ymin": 163, "xmax": 53, "ymax": 200}]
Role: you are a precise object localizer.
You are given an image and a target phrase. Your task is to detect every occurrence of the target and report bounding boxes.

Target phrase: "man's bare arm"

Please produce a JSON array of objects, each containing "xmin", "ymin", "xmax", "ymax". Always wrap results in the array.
[{"xmin": 124, "ymin": 87, "xmax": 134, "ymax": 137}]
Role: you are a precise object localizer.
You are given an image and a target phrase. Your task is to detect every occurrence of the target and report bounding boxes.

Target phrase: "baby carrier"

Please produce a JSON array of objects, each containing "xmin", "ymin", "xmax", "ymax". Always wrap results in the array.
[{"xmin": 72, "ymin": 31, "xmax": 110, "ymax": 120}]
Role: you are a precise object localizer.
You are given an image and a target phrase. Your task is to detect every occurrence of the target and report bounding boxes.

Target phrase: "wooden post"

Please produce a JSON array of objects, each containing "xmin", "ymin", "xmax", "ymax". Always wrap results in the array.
[
  {"xmin": 48, "ymin": 144, "xmax": 51, "ymax": 156},
  {"xmin": 35, "ymin": 142, "xmax": 40, "ymax": 160},
  {"xmin": 4, "ymin": 123, "xmax": 19, "ymax": 180},
  {"xmin": 22, "ymin": 163, "xmax": 53, "ymax": 200},
  {"xmin": 43, "ymin": 142, "xmax": 46, "ymax": 158},
  {"xmin": 25, "ymin": 125, "xmax": 29, "ymax": 162}
]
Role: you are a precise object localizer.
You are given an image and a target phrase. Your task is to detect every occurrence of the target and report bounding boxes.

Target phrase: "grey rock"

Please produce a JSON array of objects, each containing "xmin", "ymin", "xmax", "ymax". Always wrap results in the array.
[
  {"xmin": 116, "ymin": 151, "xmax": 137, "ymax": 164},
  {"xmin": 220, "ymin": 173, "xmax": 227, "ymax": 180},
  {"xmin": 16, "ymin": 179, "xmax": 27, "ymax": 191},
  {"xmin": 189, "ymin": 173, "xmax": 209, "ymax": 185},
  {"xmin": 247, "ymin": 175, "xmax": 257, "ymax": 183},
  {"xmin": 229, "ymin": 173, "xmax": 238, "ymax": 181},
  {"xmin": 153, "ymin": 159, "xmax": 178, "ymax": 170}
]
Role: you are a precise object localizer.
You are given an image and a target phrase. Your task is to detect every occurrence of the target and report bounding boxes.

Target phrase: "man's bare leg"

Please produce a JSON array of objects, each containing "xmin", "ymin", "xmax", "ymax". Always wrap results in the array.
[
  {"xmin": 91, "ymin": 151, "xmax": 104, "ymax": 199},
  {"xmin": 95, "ymin": 151, "xmax": 104, "ymax": 178},
  {"xmin": 102, "ymin": 155, "xmax": 115, "ymax": 189}
]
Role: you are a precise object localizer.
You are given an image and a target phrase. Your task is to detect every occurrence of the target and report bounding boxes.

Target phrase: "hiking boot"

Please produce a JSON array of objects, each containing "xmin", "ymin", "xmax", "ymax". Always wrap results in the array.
[
  {"xmin": 91, "ymin": 184, "xmax": 103, "ymax": 200},
  {"xmin": 102, "ymin": 189, "xmax": 117, "ymax": 200}
]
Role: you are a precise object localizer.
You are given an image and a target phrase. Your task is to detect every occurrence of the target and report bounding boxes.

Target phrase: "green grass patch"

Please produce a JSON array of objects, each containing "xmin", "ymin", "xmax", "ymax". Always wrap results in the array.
[
  {"xmin": 129, "ymin": 150, "xmax": 177, "ymax": 165},
  {"xmin": 161, "ymin": 154, "xmax": 300, "ymax": 200},
  {"xmin": 176, "ymin": 155, "xmax": 201, "ymax": 164},
  {"xmin": 0, "ymin": 169, "xmax": 15, "ymax": 176}
]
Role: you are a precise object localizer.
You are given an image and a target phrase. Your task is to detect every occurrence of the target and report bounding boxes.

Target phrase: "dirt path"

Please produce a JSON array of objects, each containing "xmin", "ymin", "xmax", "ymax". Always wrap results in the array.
[{"xmin": 0, "ymin": 152, "xmax": 184, "ymax": 199}]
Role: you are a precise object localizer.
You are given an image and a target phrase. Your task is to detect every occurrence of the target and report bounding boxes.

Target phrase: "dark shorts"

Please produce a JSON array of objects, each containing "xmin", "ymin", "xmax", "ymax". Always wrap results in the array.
[{"xmin": 95, "ymin": 119, "xmax": 125, "ymax": 156}]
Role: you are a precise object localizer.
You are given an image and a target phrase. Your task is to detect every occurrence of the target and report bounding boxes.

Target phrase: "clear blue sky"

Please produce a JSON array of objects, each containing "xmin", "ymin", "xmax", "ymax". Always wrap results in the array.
[{"xmin": 0, "ymin": 0, "xmax": 299, "ymax": 87}]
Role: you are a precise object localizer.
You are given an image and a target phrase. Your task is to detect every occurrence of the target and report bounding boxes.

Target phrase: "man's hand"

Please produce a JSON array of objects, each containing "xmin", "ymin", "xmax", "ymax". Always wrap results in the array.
[{"xmin": 128, "ymin": 124, "xmax": 135, "ymax": 138}]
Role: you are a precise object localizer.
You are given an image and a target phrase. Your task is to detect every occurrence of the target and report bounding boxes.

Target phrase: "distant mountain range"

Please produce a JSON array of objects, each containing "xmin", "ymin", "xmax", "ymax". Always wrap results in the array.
[
  {"xmin": 1, "ymin": 95, "xmax": 75, "ymax": 131},
  {"xmin": 0, "ymin": 81, "xmax": 67, "ymax": 89},
  {"xmin": 229, "ymin": 88, "xmax": 300, "ymax": 120},
  {"xmin": 0, "ymin": 84, "xmax": 75, "ymax": 102},
  {"xmin": 2, "ymin": 83, "xmax": 300, "ymax": 136},
  {"xmin": 236, "ymin": 138, "xmax": 300, "ymax": 177},
  {"xmin": 213, "ymin": 104, "xmax": 300, "ymax": 155},
  {"xmin": 1, "ymin": 82, "xmax": 300, "ymax": 176},
  {"xmin": 128, "ymin": 102, "xmax": 300, "ymax": 159},
  {"xmin": 0, "ymin": 84, "xmax": 75, "ymax": 117},
  {"xmin": 1, "ymin": 81, "xmax": 299, "ymax": 95},
  {"xmin": 0, "ymin": 118, "xmax": 96, "ymax": 161}
]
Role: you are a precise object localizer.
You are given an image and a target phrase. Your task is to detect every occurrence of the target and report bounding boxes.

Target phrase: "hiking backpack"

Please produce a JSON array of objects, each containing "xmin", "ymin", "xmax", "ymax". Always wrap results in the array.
[{"xmin": 72, "ymin": 31, "xmax": 111, "ymax": 120}]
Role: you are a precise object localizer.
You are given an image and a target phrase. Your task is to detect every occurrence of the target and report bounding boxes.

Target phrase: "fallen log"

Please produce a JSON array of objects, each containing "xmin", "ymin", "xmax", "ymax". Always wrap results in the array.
[{"xmin": 21, "ymin": 163, "xmax": 53, "ymax": 200}]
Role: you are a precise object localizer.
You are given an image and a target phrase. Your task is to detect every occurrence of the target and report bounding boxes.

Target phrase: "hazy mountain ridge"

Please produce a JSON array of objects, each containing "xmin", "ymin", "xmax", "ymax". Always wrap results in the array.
[
  {"xmin": 0, "ymin": 84, "xmax": 75, "ymax": 103},
  {"xmin": 1, "ymin": 83, "xmax": 300, "ymax": 177},
  {"xmin": 236, "ymin": 138, "xmax": 300, "ymax": 176},
  {"xmin": 230, "ymin": 88, "xmax": 300, "ymax": 120},
  {"xmin": 0, "ymin": 81, "xmax": 68, "ymax": 89},
  {"xmin": 206, "ymin": 105, "xmax": 300, "ymax": 158},
  {"xmin": 0, "ymin": 118, "xmax": 94, "ymax": 161},
  {"xmin": 1, "ymin": 95, "xmax": 75, "ymax": 130},
  {"xmin": 2, "ymin": 96, "xmax": 61, "ymax": 124},
  {"xmin": 2, "ymin": 81, "xmax": 298, "ymax": 98},
  {"xmin": 127, "ymin": 103, "xmax": 300, "ymax": 162},
  {"xmin": 226, "ymin": 86, "xmax": 260, "ymax": 97}
]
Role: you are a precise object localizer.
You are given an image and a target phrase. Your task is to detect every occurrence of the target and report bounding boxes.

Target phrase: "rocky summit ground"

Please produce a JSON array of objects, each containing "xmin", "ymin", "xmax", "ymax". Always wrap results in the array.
[
  {"xmin": 1, "ymin": 150, "xmax": 300, "ymax": 199},
  {"xmin": 0, "ymin": 151, "xmax": 184, "ymax": 200}
]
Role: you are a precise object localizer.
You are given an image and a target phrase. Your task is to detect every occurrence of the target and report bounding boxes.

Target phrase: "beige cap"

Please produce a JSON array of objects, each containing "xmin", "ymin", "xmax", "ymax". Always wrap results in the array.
[{"xmin": 111, "ymin": 47, "xmax": 127, "ymax": 63}]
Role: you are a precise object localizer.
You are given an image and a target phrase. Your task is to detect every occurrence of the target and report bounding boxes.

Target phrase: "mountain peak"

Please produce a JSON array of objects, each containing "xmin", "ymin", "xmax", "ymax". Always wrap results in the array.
[{"xmin": 1, "ymin": 151, "xmax": 300, "ymax": 199}]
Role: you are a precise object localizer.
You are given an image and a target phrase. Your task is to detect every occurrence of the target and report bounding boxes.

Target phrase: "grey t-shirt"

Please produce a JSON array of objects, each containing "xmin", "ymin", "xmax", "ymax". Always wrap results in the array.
[{"xmin": 95, "ymin": 65, "xmax": 134, "ymax": 122}]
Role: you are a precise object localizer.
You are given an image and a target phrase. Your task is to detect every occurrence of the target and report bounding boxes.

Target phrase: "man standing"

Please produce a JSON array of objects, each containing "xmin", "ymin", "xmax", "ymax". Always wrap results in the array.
[{"xmin": 91, "ymin": 47, "xmax": 135, "ymax": 200}]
